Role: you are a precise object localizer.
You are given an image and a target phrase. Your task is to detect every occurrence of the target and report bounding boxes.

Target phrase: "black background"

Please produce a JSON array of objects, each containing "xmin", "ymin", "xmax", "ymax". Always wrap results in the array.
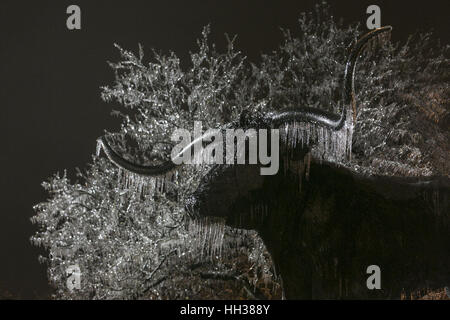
[{"xmin": 0, "ymin": 0, "xmax": 448, "ymax": 298}]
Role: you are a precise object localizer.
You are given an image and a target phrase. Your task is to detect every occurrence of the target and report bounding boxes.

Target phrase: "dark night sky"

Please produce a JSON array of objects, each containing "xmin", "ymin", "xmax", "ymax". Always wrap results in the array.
[{"xmin": 0, "ymin": 0, "xmax": 448, "ymax": 298}]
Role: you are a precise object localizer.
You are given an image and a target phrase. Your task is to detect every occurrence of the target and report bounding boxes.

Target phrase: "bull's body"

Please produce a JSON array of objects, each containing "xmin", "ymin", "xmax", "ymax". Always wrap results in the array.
[{"xmin": 191, "ymin": 161, "xmax": 450, "ymax": 299}]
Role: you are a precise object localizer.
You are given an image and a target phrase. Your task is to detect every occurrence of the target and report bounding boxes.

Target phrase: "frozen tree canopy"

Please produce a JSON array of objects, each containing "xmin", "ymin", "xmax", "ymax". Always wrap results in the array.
[{"xmin": 31, "ymin": 4, "xmax": 449, "ymax": 299}]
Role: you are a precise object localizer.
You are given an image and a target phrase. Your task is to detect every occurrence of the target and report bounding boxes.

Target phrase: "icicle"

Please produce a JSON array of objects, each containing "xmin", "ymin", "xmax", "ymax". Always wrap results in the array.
[
  {"xmin": 264, "ymin": 203, "xmax": 268, "ymax": 219},
  {"xmin": 299, "ymin": 158, "xmax": 304, "ymax": 193},
  {"xmin": 305, "ymin": 152, "xmax": 311, "ymax": 181},
  {"xmin": 117, "ymin": 168, "xmax": 123, "ymax": 189},
  {"xmin": 253, "ymin": 202, "xmax": 269, "ymax": 222},
  {"xmin": 187, "ymin": 217, "xmax": 225, "ymax": 262},
  {"xmin": 432, "ymin": 188, "xmax": 440, "ymax": 217},
  {"xmin": 96, "ymin": 139, "xmax": 102, "ymax": 157}
]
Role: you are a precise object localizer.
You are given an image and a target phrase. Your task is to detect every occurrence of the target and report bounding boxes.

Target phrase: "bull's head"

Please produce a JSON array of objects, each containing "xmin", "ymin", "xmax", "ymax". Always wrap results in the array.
[{"xmin": 97, "ymin": 26, "xmax": 450, "ymax": 299}]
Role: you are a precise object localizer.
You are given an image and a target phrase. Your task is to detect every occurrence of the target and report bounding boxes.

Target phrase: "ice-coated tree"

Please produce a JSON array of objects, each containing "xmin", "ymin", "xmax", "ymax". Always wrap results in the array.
[{"xmin": 31, "ymin": 3, "xmax": 448, "ymax": 299}]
